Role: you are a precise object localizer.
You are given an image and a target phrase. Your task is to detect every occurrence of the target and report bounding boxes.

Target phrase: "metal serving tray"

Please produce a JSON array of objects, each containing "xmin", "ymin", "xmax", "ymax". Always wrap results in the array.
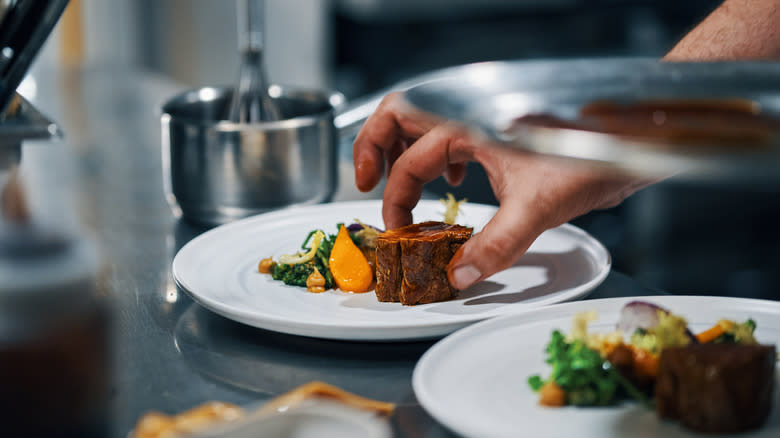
[{"xmin": 402, "ymin": 59, "xmax": 780, "ymax": 182}]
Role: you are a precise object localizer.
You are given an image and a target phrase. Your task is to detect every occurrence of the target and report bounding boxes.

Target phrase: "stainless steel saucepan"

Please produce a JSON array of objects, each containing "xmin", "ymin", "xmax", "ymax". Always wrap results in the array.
[
  {"xmin": 161, "ymin": 82, "xmax": 398, "ymax": 226},
  {"xmin": 163, "ymin": 86, "xmax": 336, "ymax": 225}
]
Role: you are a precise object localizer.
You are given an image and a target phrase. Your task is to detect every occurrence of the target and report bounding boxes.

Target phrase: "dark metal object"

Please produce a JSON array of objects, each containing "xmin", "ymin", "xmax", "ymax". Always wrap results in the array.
[
  {"xmin": 0, "ymin": 0, "xmax": 69, "ymax": 114},
  {"xmin": 0, "ymin": 94, "xmax": 60, "ymax": 196},
  {"xmin": 0, "ymin": 93, "xmax": 60, "ymax": 145}
]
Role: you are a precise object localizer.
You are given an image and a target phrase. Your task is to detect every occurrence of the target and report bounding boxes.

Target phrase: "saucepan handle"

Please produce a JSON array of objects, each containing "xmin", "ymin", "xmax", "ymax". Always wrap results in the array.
[
  {"xmin": 332, "ymin": 67, "xmax": 452, "ymax": 140},
  {"xmin": 332, "ymin": 90, "xmax": 385, "ymax": 141}
]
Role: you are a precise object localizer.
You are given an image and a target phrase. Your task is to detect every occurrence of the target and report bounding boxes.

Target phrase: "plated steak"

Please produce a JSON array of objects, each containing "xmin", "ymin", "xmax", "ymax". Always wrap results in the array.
[
  {"xmin": 375, "ymin": 221, "xmax": 472, "ymax": 305},
  {"xmin": 655, "ymin": 343, "xmax": 776, "ymax": 434}
]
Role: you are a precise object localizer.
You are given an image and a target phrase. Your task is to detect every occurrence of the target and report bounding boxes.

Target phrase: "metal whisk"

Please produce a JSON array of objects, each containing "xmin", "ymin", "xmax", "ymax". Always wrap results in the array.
[{"xmin": 228, "ymin": 0, "xmax": 281, "ymax": 123}]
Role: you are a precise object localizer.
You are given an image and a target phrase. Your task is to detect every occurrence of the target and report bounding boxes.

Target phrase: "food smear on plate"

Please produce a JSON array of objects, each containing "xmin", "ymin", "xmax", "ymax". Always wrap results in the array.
[
  {"xmin": 375, "ymin": 221, "xmax": 472, "ymax": 305},
  {"xmin": 528, "ymin": 300, "xmax": 776, "ymax": 434}
]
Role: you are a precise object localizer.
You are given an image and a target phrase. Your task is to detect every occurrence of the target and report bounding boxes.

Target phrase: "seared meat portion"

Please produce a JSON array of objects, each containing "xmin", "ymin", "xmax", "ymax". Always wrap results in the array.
[
  {"xmin": 655, "ymin": 343, "xmax": 776, "ymax": 434},
  {"xmin": 375, "ymin": 221, "xmax": 472, "ymax": 305},
  {"xmin": 375, "ymin": 236, "xmax": 402, "ymax": 302}
]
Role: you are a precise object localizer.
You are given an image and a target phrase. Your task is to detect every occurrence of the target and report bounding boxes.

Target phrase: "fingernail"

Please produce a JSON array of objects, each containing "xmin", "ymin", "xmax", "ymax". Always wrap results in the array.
[{"xmin": 450, "ymin": 264, "xmax": 481, "ymax": 290}]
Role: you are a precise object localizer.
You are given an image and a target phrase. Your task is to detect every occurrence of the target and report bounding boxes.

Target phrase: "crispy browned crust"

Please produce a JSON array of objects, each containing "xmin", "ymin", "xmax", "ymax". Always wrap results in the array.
[
  {"xmin": 375, "ymin": 237, "xmax": 401, "ymax": 302},
  {"xmin": 375, "ymin": 221, "xmax": 472, "ymax": 305}
]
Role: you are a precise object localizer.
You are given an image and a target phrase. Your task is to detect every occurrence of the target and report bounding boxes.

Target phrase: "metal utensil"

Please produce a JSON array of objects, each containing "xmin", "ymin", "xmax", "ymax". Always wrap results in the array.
[
  {"xmin": 0, "ymin": 92, "xmax": 61, "ymax": 142},
  {"xmin": 0, "ymin": 1, "xmax": 18, "ymax": 32},
  {"xmin": 0, "ymin": 0, "xmax": 69, "ymax": 114},
  {"xmin": 402, "ymin": 58, "xmax": 780, "ymax": 182},
  {"xmin": 228, "ymin": 0, "xmax": 281, "ymax": 123}
]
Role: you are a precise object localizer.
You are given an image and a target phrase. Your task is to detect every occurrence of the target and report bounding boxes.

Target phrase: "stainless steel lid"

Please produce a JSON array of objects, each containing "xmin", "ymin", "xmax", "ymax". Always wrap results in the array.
[{"xmin": 402, "ymin": 59, "xmax": 780, "ymax": 182}]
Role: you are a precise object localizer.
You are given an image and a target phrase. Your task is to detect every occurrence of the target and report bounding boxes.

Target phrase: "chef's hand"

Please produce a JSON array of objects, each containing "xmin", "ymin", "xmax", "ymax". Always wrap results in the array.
[{"xmin": 354, "ymin": 92, "xmax": 651, "ymax": 290}]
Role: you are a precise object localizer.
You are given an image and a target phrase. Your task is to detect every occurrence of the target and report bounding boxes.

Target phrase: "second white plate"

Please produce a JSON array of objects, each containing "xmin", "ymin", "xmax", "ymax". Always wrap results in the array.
[
  {"xmin": 413, "ymin": 295, "xmax": 780, "ymax": 438},
  {"xmin": 172, "ymin": 200, "xmax": 610, "ymax": 341}
]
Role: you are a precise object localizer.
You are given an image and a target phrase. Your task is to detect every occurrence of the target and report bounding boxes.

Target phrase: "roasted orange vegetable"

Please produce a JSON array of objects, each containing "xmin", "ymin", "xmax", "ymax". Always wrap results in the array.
[
  {"xmin": 696, "ymin": 324, "xmax": 726, "ymax": 343},
  {"xmin": 329, "ymin": 225, "xmax": 373, "ymax": 293}
]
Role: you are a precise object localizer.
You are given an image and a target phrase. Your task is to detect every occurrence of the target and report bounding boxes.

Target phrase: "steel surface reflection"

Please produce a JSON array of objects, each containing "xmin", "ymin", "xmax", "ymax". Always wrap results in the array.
[{"xmin": 173, "ymin": 301, "xmax": 431, "ymax": 403}]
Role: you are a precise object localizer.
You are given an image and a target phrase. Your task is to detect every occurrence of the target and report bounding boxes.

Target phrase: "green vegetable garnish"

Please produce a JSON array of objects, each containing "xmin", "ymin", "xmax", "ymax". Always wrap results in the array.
[
  {"xmin": 527, "ymin": 375, "xmax": 545, "ymax": 392},
  {"xmin": 271, "ymin": 226, "xmax": 339, "ymax": 289},
  {"xmin": 270, "ymin": 223, "xmax": 371, "ymax": 290},
  {"xmin": 271, "ymin": 261, "xmax": 317, "ymax": 287},
  {"xmin": 529, "ymin": 330, "xmax": 651, "ymax": 408},
  {"xmin": 713, "ymin": 318, "xmax": 758, "ymax": 344}
]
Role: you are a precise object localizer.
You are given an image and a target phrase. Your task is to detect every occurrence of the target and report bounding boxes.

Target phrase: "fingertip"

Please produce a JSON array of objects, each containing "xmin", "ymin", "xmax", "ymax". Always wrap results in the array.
[
  {"xmin": 448, "ymin": 244, "xmax": 464, "ymax": 268},
  {"xmin": 444, "ymin": 162, "xmax": 467, "ymax": 187},
  {"xmin": 446, "ymin": 208, "xmax": 539, "ymax": 290},
  {"xmin": 449, "ymin": 264, "xmax": 482, "ymax": 290},
  {"xmin": 383, "ymin": 214, "xmax": 411, "ymax": 230},
  {"xmin": 354, "ymin": 154, "xmax": 381, "ymax": 192},
  {"xmin": 381, "ymin": 203, "xmax": 413, "ymax": 231},
  {"xmin": 447, "ymin": 244, "xmax": 482, "ymax": 289}
]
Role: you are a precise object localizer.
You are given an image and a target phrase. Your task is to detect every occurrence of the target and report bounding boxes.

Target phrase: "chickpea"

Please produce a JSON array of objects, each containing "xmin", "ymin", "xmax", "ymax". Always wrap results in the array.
[
  {"xmin": 539, "ymin": 381, "xmax": 566, "ymax": 407},
  {"xmin": 258, "ymin": 257, "xmax": 275, "ymax": 274},
  {"xmin": 306, "ymin": 267, "xmax": 327, "ymax": 293}
]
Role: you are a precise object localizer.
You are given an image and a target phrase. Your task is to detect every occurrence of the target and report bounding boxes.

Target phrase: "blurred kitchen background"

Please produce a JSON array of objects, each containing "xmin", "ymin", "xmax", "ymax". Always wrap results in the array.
[{"xmin": 27, "ymin": 0, "xmax": 779, "ymax": 300}]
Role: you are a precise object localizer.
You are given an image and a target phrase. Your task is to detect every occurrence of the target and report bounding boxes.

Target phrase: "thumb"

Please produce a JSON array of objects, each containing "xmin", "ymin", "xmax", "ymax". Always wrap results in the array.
[{"xmin": 447, "ymin": 200, "xmax": 544, "ymax": 290}]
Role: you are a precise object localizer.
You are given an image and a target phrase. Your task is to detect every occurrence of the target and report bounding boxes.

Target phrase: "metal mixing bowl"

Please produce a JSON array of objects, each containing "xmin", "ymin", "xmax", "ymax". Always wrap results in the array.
[{"xmin": 162, "ymin": 86, "xmax": 345, "ymax": 225}]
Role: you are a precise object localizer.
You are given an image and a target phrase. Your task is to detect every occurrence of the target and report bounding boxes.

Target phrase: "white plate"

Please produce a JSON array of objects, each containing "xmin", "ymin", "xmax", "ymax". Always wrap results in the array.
[
  {"xmin": 413, "ymin": 295, "xmax": 780, "ymax": 438},
  {"xmin": 172, "ymin": 200, "xmax": 610, "ymax": 341}
]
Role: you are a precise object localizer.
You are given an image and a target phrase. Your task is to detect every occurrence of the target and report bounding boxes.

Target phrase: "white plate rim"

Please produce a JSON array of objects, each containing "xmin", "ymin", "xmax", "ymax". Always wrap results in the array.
[
  {"xmin": 412, "ymin": 294, "xmax": 780, "ymax": 438},
  {"xmin": 172, "ymin": 200, "xmax": 612, "ymax": 341}
]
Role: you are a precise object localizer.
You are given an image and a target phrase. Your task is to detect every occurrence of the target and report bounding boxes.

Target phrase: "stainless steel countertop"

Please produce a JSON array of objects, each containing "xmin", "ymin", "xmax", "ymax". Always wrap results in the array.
[{"xmin": 19, "ymin": 66, "xmax": 660, "ymax": 438}]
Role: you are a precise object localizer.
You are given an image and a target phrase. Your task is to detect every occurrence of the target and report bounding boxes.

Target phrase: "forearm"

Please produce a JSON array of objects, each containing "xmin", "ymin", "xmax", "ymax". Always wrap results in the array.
[{"xmin": 663, "ymin": 0, "xmax": 780, "ymax": 61}]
